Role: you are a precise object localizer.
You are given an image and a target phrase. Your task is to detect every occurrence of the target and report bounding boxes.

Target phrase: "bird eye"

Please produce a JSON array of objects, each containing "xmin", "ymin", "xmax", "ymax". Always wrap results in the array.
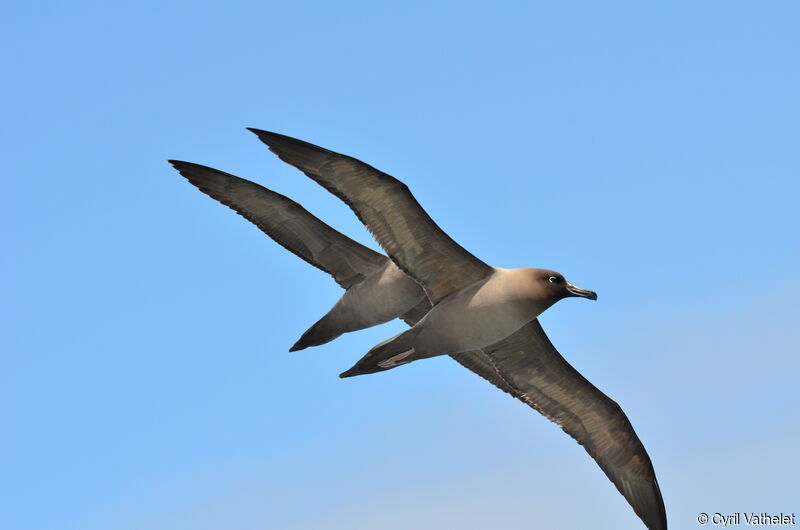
[{"xmin": 548, "ymin": 276, "xmax": 557, "ymax": 284}]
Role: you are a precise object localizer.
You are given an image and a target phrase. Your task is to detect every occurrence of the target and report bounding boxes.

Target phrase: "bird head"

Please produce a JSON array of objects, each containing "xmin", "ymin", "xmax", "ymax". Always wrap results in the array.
[{"xmin": 538, "ymin": 270, "xmax": 598, "ymax": 302}]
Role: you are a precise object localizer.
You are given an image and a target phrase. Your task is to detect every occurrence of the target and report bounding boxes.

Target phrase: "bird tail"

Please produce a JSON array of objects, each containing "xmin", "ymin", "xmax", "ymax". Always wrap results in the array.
[
  {"xmin": 339, "ymin": 328, "xmax": 422, "ymax": 378},
  {"xmin": 290, "ymin": 316, "xmax": 342, "ymax": 352}
]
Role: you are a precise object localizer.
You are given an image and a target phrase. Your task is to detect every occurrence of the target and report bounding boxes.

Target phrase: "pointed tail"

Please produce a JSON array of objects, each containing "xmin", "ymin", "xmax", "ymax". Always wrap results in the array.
[
  {"xmin": 340, "ymin": 328, "xmax": 422, "ymax": 378},
  {"xmin": 290, "ymin": 317, "xmax": 342, "ymax": 352}
]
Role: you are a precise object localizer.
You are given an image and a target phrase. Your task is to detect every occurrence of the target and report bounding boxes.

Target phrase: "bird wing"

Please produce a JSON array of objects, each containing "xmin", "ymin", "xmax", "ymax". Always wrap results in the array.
[
  {"xmin": 482, "ymin": 321, "xmax": 667, "ymax": 530},
  {"xmin": 170, "ymin": 161, "xmax": 386, "ymax": 289},
  {"xmin": 249, "ymin": 129, "xmax": 494, "ymax": 303}
]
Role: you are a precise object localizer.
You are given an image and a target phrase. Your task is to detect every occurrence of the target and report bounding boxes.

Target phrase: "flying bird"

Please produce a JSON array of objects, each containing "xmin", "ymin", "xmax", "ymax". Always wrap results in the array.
[{"xmin": 170, "ymin": 132, "xmax": 667, "ymax": 530}]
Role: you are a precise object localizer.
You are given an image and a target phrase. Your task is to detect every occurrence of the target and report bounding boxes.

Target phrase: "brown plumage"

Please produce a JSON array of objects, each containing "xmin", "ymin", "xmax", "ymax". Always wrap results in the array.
[
  {"xmin": 247, "ymin": 130, "xmax": 667, "ymax": 530},
  {"xmin": 485, "ymin": 321, "xmax": 667, "ymax": 530},
  {"xmin": 246, "ymin": 129, "xmax": 493, "ymax": 304}
]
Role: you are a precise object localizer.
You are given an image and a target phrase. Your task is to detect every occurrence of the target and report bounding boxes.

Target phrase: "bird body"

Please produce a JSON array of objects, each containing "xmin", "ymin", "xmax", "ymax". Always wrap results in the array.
[
  {"xmin": 342, "ymin": 267, "xmax": 596, "ymax": 376},
  {"xmin": 416, "ymin": 267, "xmax": 565, "ymax": 354}
]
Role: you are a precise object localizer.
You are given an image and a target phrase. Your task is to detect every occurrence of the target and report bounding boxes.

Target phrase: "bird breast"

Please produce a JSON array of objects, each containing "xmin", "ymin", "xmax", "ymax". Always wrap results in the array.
[{"xmin": 413, "ymin": 268, "xmax": 549, "ymax": 354}]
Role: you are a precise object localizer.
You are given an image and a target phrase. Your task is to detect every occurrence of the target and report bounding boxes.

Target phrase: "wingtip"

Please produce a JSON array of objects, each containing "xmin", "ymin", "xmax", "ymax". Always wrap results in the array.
[
  {"xmin": 168, "ymin": 160, "xmax": 214, "ymax": 178},
  {"xmin": 247, "ymin": 127, "xmax": 275, "ymax": 142},
  {"xmin": 246, "ymin": 128, "xmax": 322, "ymax": 153},
  {"xmin": 652, "ymin": 476, "xmax": 668, "ymax": 530},
  {"xmin": 168, "ymin": 160, "xmax": 192, "ymax": 177}
]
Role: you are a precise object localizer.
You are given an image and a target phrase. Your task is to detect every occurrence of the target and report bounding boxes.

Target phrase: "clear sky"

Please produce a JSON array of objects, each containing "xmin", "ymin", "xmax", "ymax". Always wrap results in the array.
[{"xmin": 2, "ymin": 2, "xmax": 798, "ymax": 529}]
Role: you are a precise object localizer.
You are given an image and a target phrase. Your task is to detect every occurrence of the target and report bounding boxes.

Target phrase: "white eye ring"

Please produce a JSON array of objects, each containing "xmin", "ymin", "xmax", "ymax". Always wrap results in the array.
[{"xmin": 548, "ymin": 276, "xmax": 557, "ymax": 284}]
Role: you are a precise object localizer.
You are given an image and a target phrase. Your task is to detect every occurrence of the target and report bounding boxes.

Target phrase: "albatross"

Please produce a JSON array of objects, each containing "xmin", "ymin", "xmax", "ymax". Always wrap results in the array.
[{"xmin": 169, "ymin": 133, "xmax": 667, "ymax": 530}]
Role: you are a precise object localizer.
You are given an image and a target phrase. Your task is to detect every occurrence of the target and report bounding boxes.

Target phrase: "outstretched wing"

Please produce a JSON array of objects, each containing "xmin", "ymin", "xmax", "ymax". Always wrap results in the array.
[
  {"xmin": 248, "ymin": 129, "xmax": 493, "ymax": 303},
  {"xmin": 170, "ymin": 161, "xmax": 386, "ymax": 289},
  {"xmin": 483, "ymin": 321, "xmax": 667, "ymax": 530}
]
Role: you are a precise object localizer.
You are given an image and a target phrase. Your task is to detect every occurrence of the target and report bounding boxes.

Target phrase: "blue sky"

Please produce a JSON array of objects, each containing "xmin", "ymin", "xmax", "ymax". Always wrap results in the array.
[{"xmin": 2, "ymin": 2, "xmax": 798, "ymax": 529}]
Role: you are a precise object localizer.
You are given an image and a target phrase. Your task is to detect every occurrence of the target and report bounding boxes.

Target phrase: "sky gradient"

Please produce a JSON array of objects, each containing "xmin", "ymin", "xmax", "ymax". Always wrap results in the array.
[{"xmin": 2, "ymin": 2, "xmax": 799, "ymax": 529}]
